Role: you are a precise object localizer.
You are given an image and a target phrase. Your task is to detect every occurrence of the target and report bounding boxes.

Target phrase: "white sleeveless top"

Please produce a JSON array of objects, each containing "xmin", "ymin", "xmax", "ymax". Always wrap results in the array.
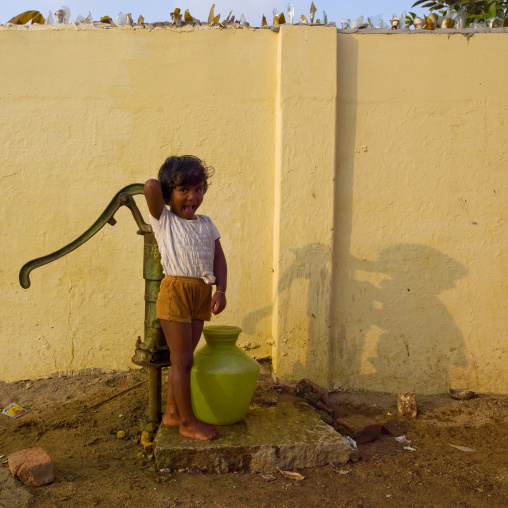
[{"xmin": 149, "ymin": 207, "xmax": 220, "ymax": 284}]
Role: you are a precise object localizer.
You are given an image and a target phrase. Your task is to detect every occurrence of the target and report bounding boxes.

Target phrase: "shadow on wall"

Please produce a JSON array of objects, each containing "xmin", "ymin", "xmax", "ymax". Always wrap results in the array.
[
  {"xmin": 332, "ymin": 36, "xmax": 469, "ymax": 392},
  {"xmin": 338, "ymin": 244, "xmax": 469, "ymax": 392},
  {"xmin": 243, "ymin": 238, "xmax": 468, "ymax": 393},
  {"xmin": 243, "ymin": 36, "xmax": 468, "ymax": 391}
]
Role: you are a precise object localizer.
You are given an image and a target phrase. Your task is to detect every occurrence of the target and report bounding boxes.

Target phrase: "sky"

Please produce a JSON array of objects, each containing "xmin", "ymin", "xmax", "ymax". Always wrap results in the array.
[{"xmin": 1, "ymin": 0, "xmax": 429, "ymax": 26}]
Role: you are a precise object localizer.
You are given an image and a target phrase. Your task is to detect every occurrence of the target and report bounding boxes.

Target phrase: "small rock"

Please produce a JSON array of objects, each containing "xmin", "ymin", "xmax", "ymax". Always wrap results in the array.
[
  {"xmin": 397, "ymin": 387, "xmax": 417, "ymax": 417},
  {"xmin": 260, "ymin": 396, "xmax": 278, "ymax": 407},
  {"xmin": 349, "ymin": 450, "xmax": 360, "ymax": 462},
  {"xmin": 142, "ymin": 442, "xmax": 154, "ymax": 452},
  {"xmin": 448, "ymin": 387, "xmax": 475, "ymax": 400},
  {"xmin": 8, "ymin": 448, "xmax": 54, "ymax": 487},
  {"xmin": 116, "ymin": 430, "xmax": 126, "ymax": 439},
  {"xmin": 239, "ymin": 341, "xmax": 260, "ymax": 350},
  {"xmin": 140, "ymin": 431, "xmax": 151, "ymax": 444}
]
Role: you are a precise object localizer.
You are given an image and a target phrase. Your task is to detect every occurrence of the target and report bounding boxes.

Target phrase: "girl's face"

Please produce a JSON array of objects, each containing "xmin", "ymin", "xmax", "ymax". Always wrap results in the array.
[{"xmin": 169, "ymin": 181, "xmax": 205, "ymax": 220}]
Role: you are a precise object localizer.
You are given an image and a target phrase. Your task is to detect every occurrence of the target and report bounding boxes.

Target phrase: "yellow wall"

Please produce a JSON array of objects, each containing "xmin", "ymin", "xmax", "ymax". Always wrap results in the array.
[
  {"xmin": 1, "ymin": 26, "xmax": 506, "ymax": 393},
  {"xmin": 333, "ymin": 32, "xmax": 507, "ymax": 393},
  {"xmin": 1, "ymin": 25, "xmax": 277, "ymax": 380}
]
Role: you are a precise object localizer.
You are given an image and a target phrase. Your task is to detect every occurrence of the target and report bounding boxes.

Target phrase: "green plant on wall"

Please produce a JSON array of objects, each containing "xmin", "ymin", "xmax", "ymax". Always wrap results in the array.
[
  {"xmin": 411, "ymin": 0, "xmax": 508, "ymax": 24},
  {"xmin": 405, "ymin": 11, "xmax": 418, "ymax": 25}
]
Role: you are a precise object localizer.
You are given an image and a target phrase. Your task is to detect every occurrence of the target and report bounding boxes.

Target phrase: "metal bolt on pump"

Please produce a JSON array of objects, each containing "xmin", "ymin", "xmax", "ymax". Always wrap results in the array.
[{"xmin": 19, "ymin": 184, "xmax": 170, "ymax": 427}]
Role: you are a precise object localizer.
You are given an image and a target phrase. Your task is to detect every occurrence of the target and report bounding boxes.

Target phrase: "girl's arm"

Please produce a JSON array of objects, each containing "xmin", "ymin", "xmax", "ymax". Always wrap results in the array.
[
  {"xmin": 211, "ymin": 239, "xmax": 227, "ymax": 315},
  {"xmin": 144, "ymin": 179, "xmax": 165, "ymax": 219}
]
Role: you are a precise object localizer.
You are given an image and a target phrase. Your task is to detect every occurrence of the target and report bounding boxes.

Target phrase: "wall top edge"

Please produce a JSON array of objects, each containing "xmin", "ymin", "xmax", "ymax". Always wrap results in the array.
[
  {"xmin": 338, "ymin": 27, "xmax": 508, "ymax": 34},
  {"xmin": 2, "ymin": 23, "xmax": 507, "ymax": 35},
  {"xmin": 0, "ymin": 22, "xmax": 337, "ymax": 32}
]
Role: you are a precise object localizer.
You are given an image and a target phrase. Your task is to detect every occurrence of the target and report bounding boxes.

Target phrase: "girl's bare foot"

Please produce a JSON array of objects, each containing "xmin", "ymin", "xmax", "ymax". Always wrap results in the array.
[
  {"xmin": 180, "ymin": 421, "xmax": 219, "ymax": 440},
  {"xmin": 162, "ymin": 411, "xmax": 181, "ymax": 427}
]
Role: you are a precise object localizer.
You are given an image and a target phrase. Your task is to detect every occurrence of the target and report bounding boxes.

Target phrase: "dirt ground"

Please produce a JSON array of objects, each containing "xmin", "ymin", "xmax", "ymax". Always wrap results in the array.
[{"xmin": 1, "ymin": 369, "xmax": 507, "ymax": 508}]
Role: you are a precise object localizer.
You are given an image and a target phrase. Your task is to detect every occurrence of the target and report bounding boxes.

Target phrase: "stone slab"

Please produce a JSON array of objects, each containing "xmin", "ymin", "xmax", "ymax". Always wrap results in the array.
[{"xmin": 154, "ymin": 399, "xmax": 351, "ymax": 473}]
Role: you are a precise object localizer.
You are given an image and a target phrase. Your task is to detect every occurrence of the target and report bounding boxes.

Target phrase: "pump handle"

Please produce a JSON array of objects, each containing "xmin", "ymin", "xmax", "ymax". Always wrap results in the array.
[{"xmin": 19, "ymin": 183, "xmax": 148, "ymax": 289}]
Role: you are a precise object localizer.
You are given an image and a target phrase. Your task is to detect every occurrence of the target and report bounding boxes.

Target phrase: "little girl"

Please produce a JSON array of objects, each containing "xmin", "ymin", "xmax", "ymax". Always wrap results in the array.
[{"xmin": 144, "ymin": 155, "xmax": 227, "ymax": 441}]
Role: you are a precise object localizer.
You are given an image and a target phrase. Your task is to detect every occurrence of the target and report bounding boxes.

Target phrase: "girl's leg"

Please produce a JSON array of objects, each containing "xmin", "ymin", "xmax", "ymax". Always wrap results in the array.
[
  {"xmin": 162, "ymin": 320, "xmax": 206, "ymax": 426},
  {"xmin": 162, "ymin": 366, "xmax": 180, "ymax": 426},
  {"xmin": 160, "ymin": 319, "xmax": 219, "ymax": 440}
]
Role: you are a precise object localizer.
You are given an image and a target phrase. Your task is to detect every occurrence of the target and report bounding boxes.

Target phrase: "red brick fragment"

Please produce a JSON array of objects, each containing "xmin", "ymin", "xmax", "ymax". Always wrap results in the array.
[
  {"xmin": 296, "ymin": 378, "xmax": 326, "ymax": 405},
  {"xmin": 315, "ymin": 399, "xmax": 335, "ymax": 418},
  {"xmin": 336, "ymin": 415, "xmax": 381, "ymax": 444},
  {"xmin": 8, "ymin": 447, "xmax": 54, "ymax": 487}
]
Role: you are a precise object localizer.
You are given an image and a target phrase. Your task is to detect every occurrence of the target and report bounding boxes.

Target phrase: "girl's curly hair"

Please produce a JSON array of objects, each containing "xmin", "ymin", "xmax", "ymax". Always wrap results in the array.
[{"xmin": 157, "ymin": 155, "xmax": 214, "ymax": 204}]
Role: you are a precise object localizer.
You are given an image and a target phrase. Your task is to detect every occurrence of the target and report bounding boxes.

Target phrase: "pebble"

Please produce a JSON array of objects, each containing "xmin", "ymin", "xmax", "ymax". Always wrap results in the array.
[
  {"xmin": 140, "ymin": 431, "xmax": 151, "ymax": 444},
  {"xmin": 116, "ymin": 430, "xmax": 126, "ymax": 439},
  {"xmin": 142, "ymin": 441, "xmax": 154, "ymax": 452}
]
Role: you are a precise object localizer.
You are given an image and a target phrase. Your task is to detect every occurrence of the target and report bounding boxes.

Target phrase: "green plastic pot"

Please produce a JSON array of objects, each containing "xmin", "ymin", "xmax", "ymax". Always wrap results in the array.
[{"xmin": 190, "ymin": 325, "xmax": 260, "ymax": 425}]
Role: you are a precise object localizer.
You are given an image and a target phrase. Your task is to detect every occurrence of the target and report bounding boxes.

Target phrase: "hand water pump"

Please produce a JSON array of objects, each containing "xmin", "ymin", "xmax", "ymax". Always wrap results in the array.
[{"xmin": 19, "ymin": 184, "xmax": 170, "ymax": 428}]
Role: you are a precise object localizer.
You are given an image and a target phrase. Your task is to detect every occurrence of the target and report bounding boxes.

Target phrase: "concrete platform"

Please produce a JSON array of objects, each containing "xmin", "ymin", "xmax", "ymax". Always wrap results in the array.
[{"xmin": 154, "ymin": 398, "xmax": 351, "ymax": 473}]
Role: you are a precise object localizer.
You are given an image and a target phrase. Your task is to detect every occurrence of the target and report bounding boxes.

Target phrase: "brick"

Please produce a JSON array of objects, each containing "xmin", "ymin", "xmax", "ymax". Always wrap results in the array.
[
  {"xmin": 8, "ymin": 448, "xmax": 54, "ymax": 487},
  {"xmin": 316, "ymin": 410, "xmax": 334, "ymax": 426},
  {"xmin": 315, "ymin": 399, "xmax": 335, "ymax": 418},
  {"xmin": 335, "ymin": 415, "xmax": 381, "ymax": 444},
  {"xmin": 296, "ymin": 378, "xmax": 326, "ymax": 405}
]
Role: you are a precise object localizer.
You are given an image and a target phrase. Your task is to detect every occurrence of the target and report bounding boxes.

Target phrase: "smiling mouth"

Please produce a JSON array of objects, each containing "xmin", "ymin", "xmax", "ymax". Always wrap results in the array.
[{"xmin": 183, "ymin": 205, "xmax": 195, "ymax": 215}]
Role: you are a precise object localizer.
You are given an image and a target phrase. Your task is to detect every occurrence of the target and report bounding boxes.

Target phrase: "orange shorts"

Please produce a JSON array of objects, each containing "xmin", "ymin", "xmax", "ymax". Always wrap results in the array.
[{"xmin": 156, "ymin": 275, "xmax": 212, "ymax": 323}]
